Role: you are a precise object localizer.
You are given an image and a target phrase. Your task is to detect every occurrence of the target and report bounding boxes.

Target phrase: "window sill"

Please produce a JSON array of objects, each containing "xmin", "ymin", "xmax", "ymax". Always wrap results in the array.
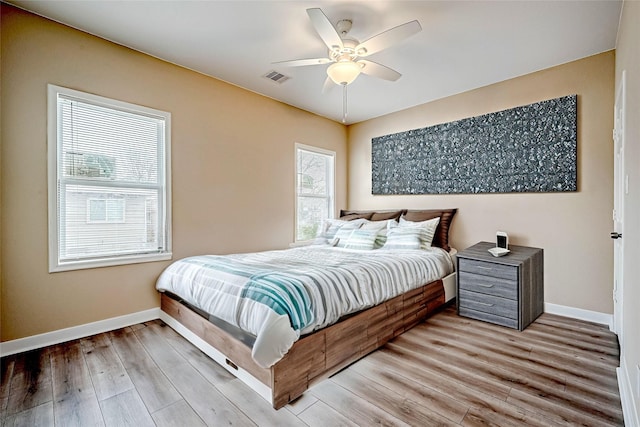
[{"xmin": 50, "ymin": 252, "xmax": 173, "ymax": 273}]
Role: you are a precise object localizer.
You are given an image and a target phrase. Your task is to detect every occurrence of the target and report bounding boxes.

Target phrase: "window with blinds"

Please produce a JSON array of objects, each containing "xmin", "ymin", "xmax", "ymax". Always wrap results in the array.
[
  {"xmin": 295, "ymin": 144, "xmax": 335, "ymax": 241},
  {"xmin": 47, "ymin": 85, "xmax": 172, "ymax": 272}
]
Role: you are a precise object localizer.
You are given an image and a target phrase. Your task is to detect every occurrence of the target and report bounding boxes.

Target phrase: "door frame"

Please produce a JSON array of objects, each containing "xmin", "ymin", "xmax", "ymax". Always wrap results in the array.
[{"xmin": 612, "ymin": 70, "xmax": 626, "ymax": 340}]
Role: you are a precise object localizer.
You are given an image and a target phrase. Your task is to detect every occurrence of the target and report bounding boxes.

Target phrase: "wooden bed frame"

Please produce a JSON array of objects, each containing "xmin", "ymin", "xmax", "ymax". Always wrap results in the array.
[
  {"xmin": 160, "ymin": 274, "xmax": 455, "ymax": 409},
  {"xmin": 158, "ymin": 208, "xmax": 458, "ymax": 409}
]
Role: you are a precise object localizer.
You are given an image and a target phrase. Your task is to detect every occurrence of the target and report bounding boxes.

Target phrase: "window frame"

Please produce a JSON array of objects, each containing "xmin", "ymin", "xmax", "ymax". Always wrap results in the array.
[
  {"xmin": 294, "ymin": 143, "xmax": 336, "ymax": 242},
  {"xmin": 47, "ymin": 84, "xmax": 172, "ymax": 272}
]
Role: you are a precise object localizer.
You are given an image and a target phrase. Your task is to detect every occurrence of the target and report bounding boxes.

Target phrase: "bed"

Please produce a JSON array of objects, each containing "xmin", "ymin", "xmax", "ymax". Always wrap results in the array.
[{"xmin": 156, "ymin": 208, "xmax": 457, "ymax": 409}]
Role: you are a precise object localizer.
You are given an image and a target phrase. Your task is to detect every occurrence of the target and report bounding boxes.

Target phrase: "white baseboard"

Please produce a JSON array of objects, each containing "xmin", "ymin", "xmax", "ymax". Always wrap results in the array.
[
  {"xmin": 544, "ymin": 302, "xmax": 613, "ymax": 329},
  {"xmin": 618, "ymin": 358, "xmax": 640, "ymax": 427},
  {"xmin": 0, "ymin": 308, "xmax": 162, "ymax": 357}
]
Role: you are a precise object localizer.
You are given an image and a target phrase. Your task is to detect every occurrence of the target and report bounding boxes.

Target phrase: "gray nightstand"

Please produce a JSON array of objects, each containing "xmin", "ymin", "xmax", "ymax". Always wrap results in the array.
[{"xmin": 456, "ymin": 241, "xmax": 544, "ymax": 331}]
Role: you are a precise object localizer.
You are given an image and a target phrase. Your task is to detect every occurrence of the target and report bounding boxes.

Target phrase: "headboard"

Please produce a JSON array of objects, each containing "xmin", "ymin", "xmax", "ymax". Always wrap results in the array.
[{"xmin": 339, "ymin": 208, "xmax": 457, "ymax": 252}]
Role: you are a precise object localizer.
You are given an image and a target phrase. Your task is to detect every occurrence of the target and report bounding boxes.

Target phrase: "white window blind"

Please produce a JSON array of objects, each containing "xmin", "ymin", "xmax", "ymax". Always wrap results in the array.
[
  {"xmin": 48, "ymin": 85, "xmax": 171, "ymax": 271},
  {"xmin": 87, "ymin": 199, "xmax": 125, "ymax": 223},
  {"xmin": 295, "ymin": 144, "xmax": 335, "ymax": 241}
]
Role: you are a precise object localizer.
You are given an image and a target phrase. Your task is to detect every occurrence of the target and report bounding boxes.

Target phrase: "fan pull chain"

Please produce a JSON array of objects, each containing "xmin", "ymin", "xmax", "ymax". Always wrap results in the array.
[{"xmin": 342, "ymin": 84, "xmax": 348, "ymax": 123}]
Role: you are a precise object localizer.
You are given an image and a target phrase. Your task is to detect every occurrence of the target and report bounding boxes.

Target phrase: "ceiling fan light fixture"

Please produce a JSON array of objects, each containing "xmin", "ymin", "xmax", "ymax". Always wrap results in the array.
[{"xmin": 327, "ymin": 61, "xmax": 362, "ymax": 85}]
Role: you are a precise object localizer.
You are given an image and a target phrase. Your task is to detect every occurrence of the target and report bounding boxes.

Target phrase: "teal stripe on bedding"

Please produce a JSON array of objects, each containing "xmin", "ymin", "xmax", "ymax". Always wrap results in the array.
[
  {"xmin": 242, "ymin": 272, "xmax": 313, "ymax": 331},
  {"xmin": 183, "ymin": 255, "xmax": 314, "ymax": 331}
]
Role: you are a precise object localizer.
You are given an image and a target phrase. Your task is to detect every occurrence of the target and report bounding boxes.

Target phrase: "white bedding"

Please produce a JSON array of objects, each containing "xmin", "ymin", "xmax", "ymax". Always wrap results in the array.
[{"xmin": 156, "ymin": 245, "xmax": 453, "ymax": 368}]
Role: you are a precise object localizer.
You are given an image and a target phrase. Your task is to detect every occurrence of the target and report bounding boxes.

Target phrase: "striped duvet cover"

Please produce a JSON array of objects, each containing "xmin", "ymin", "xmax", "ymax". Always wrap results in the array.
[{"xmin": 156, "ymin": 245, "xmax": 453, "ymax": 368}]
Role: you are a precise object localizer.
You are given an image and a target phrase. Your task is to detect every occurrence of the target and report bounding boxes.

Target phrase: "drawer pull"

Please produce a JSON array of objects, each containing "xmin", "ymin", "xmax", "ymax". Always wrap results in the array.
[
  {"xmin": 476, "ymin": 265, "xmax": 492, "ymax": 270},
  {"xmin": 475, "ymin": 301, "xmax": 495, "ymax": 307},
  {"xmin": 477, "ymin": 283, "xmax": 494, "ymax": 288}
]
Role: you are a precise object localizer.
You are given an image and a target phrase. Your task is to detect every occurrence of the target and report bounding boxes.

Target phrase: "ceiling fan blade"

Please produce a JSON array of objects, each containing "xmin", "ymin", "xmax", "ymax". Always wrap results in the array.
[
  {"xmin": 355, "ymin": 20, "xmax": 421, "ymax": 57},
  {"xmin": 273, "ymin": 58, "xmax": 332, "ymax": 67},
  {"xmin": 322, "ymin": 76, "xmax": 336, "ymax": 94},
  {"xmin": 307, "ymin": 8, "xmax": 344, "ymax": 51},
  {"xmin": 358, "ymin": 60, "xmax": 401, "ymax": 81}
]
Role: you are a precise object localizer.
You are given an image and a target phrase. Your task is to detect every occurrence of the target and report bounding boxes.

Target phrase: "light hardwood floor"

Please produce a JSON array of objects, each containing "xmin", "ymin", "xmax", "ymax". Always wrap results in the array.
[{"xmin": 0, "ymin": 305, "xmax": 623, "ymax": 426}]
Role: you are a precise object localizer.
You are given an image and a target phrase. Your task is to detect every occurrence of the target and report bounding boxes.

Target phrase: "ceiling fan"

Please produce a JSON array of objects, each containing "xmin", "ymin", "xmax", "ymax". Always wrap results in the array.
[{"xmin": 274, "ymin": 8, "xmax": 422, "ymax": 91}]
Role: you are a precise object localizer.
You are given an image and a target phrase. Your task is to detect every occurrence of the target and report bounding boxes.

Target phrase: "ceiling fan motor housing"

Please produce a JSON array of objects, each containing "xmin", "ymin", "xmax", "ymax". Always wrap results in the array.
[{"xmin": 329, "ymin": 38, "xmax": 361, "ymax": 62}]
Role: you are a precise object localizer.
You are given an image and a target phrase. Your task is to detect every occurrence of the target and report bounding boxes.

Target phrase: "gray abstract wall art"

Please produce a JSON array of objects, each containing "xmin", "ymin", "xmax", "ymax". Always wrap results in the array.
[{"xmin": 371, "ymin": 95, "xmax": 577, "ymax": 194}]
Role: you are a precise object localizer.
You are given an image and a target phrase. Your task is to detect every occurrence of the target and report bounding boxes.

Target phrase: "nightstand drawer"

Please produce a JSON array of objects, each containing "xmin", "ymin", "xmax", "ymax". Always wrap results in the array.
[
  {"xmin": 458, "ymin": 307, "xmax": 518, "ymax": 329},
  {"xmin": 458, "ymin": 258, "xmax": 518, "ymax": 281},
  {"xmin": 458, "ymin": 289, "xmax": 517, "ymax": 319},
  {"xmin": 458, "ymin": 271, "xmax": 517, "ymax": 300}
]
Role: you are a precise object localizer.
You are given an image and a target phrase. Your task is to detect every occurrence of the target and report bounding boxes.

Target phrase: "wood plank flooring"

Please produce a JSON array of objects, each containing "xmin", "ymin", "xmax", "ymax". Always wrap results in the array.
[{"xmin": 0, "ymin": 305, "xmax": 623, "ymax": 426}]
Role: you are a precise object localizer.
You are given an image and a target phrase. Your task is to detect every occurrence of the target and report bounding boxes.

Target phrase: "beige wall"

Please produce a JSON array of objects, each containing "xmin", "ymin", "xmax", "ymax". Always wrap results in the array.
[
  {"xmin": 615, "ymin": 0, "xmax": 640, "ymax": 419},
  {"xmin": 0, "ymin": 4, "xmax": 620, "ymax": 346},
  {"xmin": 348, "ymin": 52, "xmax": 615, "ymax": 314},
  {"xmin": 0, "ymin": 5, "xmax": 347, "ymax": 341}
]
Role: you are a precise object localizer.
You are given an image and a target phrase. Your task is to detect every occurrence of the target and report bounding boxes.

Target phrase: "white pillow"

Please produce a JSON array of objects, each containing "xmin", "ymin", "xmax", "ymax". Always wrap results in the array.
[
  {"xmin": 330, "ymin": 220, "xmax": 366, "ymax": 247},
  {"xmin": 398, "ymin": 216, "xmax": 440, "ymax": 249},
  {"xmin": 360, "ymin": 219, "xmax": 397, "ymax": 249},
  {"xmin": 359, "ymin": 220, "xmax": 389, "ymax": 231},
  {"xmin": 343, "ymin": 229, "xmax": 379, "ymax": 250},
  {"xmin": 317, "ymin": 218, "xmax": 345, "ymax": 239},
  {"xmin": 317, "ymin": 218, "xmax": 366, "ymax": 240},
  {"xmin": 381, "ymin": 226, "xmax": 422, "ymax": 250}
]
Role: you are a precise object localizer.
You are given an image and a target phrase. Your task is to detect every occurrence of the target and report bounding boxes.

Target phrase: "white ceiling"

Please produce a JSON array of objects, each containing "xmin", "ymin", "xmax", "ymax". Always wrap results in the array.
[{"xmin": 8, "ymin": 0, "xmax": 622, "ymax": 124}]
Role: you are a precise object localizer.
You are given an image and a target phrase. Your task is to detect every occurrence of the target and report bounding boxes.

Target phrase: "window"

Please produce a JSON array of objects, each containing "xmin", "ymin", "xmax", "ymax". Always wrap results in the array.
[
  {"xmin": 87, "ymin": 199, "xmax": 125, "ymax": 223},
  {"xmin": 48, "ymin": 85, "xmax": 171, "ymax": 271},
  {"xmin": 295, "ymin": 144, "xmax": 335, "ymax": 241}
]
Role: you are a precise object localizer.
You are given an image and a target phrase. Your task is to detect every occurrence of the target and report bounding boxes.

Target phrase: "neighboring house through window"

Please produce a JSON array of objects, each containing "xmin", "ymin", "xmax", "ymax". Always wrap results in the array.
[
  {"xmin": 87, "ymin": 198, "xmax": 125, "ymax": 223},
  {"xmin": 48, "ymin": 84, "xmax": 172, "ymax": 271},
  {"xmin": 295, "ymin": 143, "xmax": 335, "ymax": 241}
]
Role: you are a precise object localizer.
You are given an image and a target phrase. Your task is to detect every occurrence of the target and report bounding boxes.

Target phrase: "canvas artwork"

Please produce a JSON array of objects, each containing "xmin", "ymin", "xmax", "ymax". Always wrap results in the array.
[{"xmin": 371, "ymin": 95, "xmax": 577, "ymax": 194}]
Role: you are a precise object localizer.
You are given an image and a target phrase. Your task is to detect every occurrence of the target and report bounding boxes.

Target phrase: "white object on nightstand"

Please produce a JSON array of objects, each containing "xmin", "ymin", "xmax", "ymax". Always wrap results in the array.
[{"xmin": 488, "ymin": 247, "xmax": 510, "ymax": 257}]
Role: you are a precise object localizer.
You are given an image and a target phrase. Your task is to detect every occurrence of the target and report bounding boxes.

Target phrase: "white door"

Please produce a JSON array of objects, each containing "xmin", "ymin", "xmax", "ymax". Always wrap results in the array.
[{"xmin": 612, "ymin": 71, "xmax": 626, "ymax": 340}]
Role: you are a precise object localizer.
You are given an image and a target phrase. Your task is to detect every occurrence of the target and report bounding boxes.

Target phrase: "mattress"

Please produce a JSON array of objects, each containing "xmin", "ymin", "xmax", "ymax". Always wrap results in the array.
[{"xmin": 156, "ymin": 245, "xmax": 453, "ymax": 367}]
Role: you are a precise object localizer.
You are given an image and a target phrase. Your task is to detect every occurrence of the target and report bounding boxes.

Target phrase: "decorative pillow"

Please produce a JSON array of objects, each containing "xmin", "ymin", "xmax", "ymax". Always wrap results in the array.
[
  {"xmin": 317, "ymin": 218, "xmax": 343, "ymax": 239},
  {"xmin": 402, "ymin": 209, "xmax": 457, "ymax": 251},
  {"xmin": 331, "ymin": 220, "xmax": 366, "ymax": 247},
  {"xmin": 381, "ymin": 226, "xmax": 422, "ymax": 250},
  {"xmin": 399, "ymin": 216, "xmax": 440, "ymax": 249},
  {"xmin": 334, "ymin": 227, "xmax": 354, "ymax": 246},
  {"xmin": 361, "ymin": 219, "xmax": 397, "ymax": 249},
  {"xmin": 318, "ymin": 218, "xmax": 366, "ymax": 240},
  {"xmin": 343, "ymin": 229, "xmax": 379, "ymax": 250}
]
